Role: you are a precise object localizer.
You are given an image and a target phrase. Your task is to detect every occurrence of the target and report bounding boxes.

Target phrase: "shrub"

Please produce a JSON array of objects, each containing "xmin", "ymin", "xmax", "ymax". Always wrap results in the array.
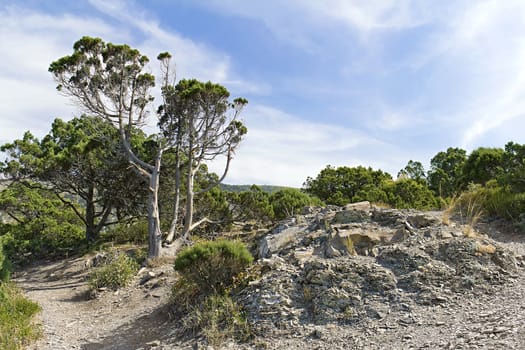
[
  {"xmin": 101, "ymin": 220, "xmax": 148, "ymax": 245},
  {"xmin": 88, "ymin": 253, "xmax": 139, "ymax": 290},
  {"xmin": 270, "ymin": 188, "xmax": 323, "ymax": 220},
  {"xmin": 0, "ymin": 282, "xmax": 41, "ymax": 349},
  {"xmin": 174, "ymin": 240, "xmax": 253, "ymax": 295},
  {"xmin": 182, "ymin": 294, "xmax": 251, "ymax": 347},
  {"xmin": 0, "ymin": 239, "xmax": 12, "ymax": 282}
]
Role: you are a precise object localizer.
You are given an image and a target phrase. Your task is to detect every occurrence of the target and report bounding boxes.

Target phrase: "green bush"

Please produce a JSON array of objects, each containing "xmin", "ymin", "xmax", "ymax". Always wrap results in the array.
[
  {"xmin": 182, "ymin": 294, "xmax": 251, "ymax": 347},
  {"xmin": 0, "ymin": 239, "xmax": 12, "ymax": 282},
  {"xmin": 270, "ymin": 188, "xmax": 323, "ymax": 220},
  {"xmin": 0, "ymin": 183, "xmax": 85, "ymax": 264},
  {"xmin": 174, "ymin": 240, "xmax": 253, "ymax": 295},
  {"xmin": 89, "ymin": 253, "xmax": 139, "ymax": 290},
  {"xmin": 0, "ymin": 282, "xmax": 41, "ymax": 350},
  {"xmin": 101, "ymin": 220, "xmax": 148, "ymax": 245}
]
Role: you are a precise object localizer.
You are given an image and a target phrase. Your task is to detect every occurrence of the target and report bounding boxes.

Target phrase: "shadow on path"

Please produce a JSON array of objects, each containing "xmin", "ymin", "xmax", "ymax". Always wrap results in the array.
[{"xmin": 80, "ymin": 303, "xmax": 175, "ymax": 350}]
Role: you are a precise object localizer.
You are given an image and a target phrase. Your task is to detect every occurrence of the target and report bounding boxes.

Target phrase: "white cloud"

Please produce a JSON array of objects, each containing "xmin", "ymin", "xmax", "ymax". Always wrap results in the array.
[
  {"xmin": 209, "ymin": 104, "xmax": 412, "ymax": 187},
  {"xmin": 0, "ymin": 2, "xmax": 263, "ymax": 142},
  {"xmin": 426, "ymin": 0, "xmax": 525, "ymax": 148}
]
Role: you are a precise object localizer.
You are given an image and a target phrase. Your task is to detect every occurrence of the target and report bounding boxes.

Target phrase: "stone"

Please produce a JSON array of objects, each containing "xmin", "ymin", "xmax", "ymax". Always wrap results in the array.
[
  {"xmin": 333, "ymin": 209, "xmax": 369, "ymax": 224},
  {"xmin": 259, "ymin": 225, "xmax": 306, "ymax": 258},
  {"xmin": 391, "ymin": 227, "xmax": 411, "ymax": 243},
  {"xmin": 139, "ymin": 271, "xmax": 156, "ymax": 285},
  {"xmin": 343, "ymin": 201, "xmax": 372, "ymax": 211}
]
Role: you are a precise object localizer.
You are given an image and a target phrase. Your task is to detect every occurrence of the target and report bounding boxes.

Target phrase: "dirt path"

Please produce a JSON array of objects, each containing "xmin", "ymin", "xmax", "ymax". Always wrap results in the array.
[{"xmin": 14, "ymin": 256, "xmax": 175, "ymax": 350}]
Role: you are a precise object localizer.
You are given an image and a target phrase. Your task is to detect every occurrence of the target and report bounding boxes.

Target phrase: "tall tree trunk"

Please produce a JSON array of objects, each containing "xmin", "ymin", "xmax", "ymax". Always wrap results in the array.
[
  {"xmin": 165, "ymin": 144, "xmax": 182, "ymax": 243},
  {"xmin": 148, "ymin": 152, "xmax": 163, "ymax": 258},
  {"xmin": 182, "ymin": 167, "xmax": 195, "ymax": 240}
]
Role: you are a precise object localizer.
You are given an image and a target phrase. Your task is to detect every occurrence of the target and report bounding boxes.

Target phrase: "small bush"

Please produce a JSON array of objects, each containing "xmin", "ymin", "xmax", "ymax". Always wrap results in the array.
[
  {"xmin": 0, "ymin": 282, "xmax": 42, "ymax": 350},
  {"xmin": 89, "ymin": 253, "xmax": 139, "ymax": 290},
  {"xmin": 182, "ymin": 294, "xmax": 251, "ymax": 347},
  {"xmin": 174, "ymin": 240, "xmax": 253, "ymax": 295}
]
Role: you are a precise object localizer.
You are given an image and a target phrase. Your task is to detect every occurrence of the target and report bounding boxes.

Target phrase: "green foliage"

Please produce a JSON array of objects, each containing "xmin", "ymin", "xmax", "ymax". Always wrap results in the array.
[
  {"xmin": 88, "ymin": 253, "xmax": 139, "ymax": 290},
  {"xmin": 304, "ymin": 165, "xmax": 392, "ymax": 205},
  {"xmin": 0, "ymin": 282, "xmax": 41, "ymax": 350},
  {"xmin": 194, "ymin": 186, "xmax": 233, "ymax": 231},
  {"xmin": 0, "ymin": 238, "xmax": 11, "ymax": 282},
  {"xmin": 461, "ymin": 147, "xmax": 505, "ymax": 187},
  {"xmin": 501, "ymin": 141, "xmax": 525, "ymax": 193},
  {"xmin": 460, "ymin": 181, "xmax": 525, "ymax": 226},
  {"xmin": 0, "ymin": 182, "xmax": 84, "ymax": 264},
  {"xmin": 384, "ymin": 179, "xmax": 440, "ymax": 210},
  {"xmin": 227, "ymin": 185, "xmax": 275, "ymax": 222},
  {"xmin": 174, "ymin": 240, "xmax": 253, "ymax": 295},
  {"xmin": 398, "ymin": 160, "xmax": 426, "ymax": 183},
  {"xmin": 101, "ymin": 220, "xmax": 149, "ymax": 245},
  {"xmin": 182, "ymin": 294, "xmax": 251, "ymax": 347},
  {"xmin": 427, "ymin": 147, "xmax": 467, "ymax": 198},
  {"xmin": 270, "ymin": 188, "xmax": 323, "ymax": 219},
  {"xmin": 0, "ymin": 116, "xmax": 147, "ymax": 242}
]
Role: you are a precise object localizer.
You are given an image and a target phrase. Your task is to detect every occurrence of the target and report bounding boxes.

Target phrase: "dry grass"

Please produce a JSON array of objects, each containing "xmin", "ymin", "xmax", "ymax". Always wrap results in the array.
[{"xmin": 443, "ymin": 190, "xmax": 485, "ymax": 232}]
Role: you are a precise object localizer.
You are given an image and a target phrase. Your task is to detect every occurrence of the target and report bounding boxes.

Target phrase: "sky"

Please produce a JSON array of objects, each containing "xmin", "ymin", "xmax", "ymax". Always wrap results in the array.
[{"xmin": 1, "ymin": 0, "xmax": 525, "ymax": 187}]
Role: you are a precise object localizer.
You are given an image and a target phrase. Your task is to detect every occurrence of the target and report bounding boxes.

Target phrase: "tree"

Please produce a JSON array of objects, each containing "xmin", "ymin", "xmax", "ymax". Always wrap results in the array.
[
  {"xmin": 50, "ymin": 37, "xmax": 247, "ymax": 256},
  {"xmin": 427, "ymin": 147, "xmax": 467, "ymax": 198},
  {"xmin": 226, "ymin": 185, "xmax": 275, "ymax": 223},
  {"xmin": 269, "ymin": 188, "xmax": 322, "ymax": 219},
  {"xmin": 461, "ymin": 147, "xmax": 505, "ymax": 187},
  {"xmin": 397, "ymin": 160, "xmax": 426, "ymax": 183},
  {"xmin": 49, "ymin": 36, "xmax": 164, "ymax": 256},
  {"xmin": 304, "ymin": 165, "xmax": 392, "ymax": 205},
  {"xmin": 0, "ymin": 116, "xmax": 146, "ymax": 242},
  {"xmin": 158, "ymin": 78, "xmax": 247, "ymax": 241},
  {"xmin": 384, "ymin": 178, "xmax": 439, "ymax": 210},
  {"xmin": 502, "ymin": 141, "xmax": 525, "ymax": 192},
  {"xmin": 0, "ymin": 182, "xmax": 84, "ymax": 261}
]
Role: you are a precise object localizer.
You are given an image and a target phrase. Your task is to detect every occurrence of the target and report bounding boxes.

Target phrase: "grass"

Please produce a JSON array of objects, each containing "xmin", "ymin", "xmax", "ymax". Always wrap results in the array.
[
  {"xmin": 181, "ymin": 294, "xmax": 251, "ymax": 347},
  {"xmin": 442, "ymin": 189, "xmax": 485, "ymax": 236},
  {"xmin": 0, "ymin": 282, "xmax": 41, "ymax": 350},
  {"xmin": 88, "ymin": 253, "xmax": 139, "ymax": 291}
]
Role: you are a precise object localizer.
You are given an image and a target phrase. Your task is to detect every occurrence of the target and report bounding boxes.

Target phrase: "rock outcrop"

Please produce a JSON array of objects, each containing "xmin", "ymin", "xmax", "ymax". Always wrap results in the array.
[{"xmin": 236, "ymin": 204, "xmax": 520, "ymax": 348}]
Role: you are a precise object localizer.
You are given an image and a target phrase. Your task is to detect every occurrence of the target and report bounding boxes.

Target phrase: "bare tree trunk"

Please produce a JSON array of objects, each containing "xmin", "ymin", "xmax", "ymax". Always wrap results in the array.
[
  {"xmin": 147, "ymin": 152, "xmax": 163, "ymax": 258},
  {"xmin": 165, "ymin": 145, "xmax": 182, "ymax": 243},
  {"xmin": 182, "ymin": 167, "xmax": 195, "ymax": 240}
]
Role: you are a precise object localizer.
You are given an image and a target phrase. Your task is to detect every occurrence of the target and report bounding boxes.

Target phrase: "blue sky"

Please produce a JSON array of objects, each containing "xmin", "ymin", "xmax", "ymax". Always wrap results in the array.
[{"xmin": 1, "ymin": 0, "xmax": 525, "ymax": 187}]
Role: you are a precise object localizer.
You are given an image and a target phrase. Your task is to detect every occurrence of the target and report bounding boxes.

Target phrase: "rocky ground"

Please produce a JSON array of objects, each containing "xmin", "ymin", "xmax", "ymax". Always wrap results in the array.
[{"xmin": 14, "ymin": 203, "xmax": 525, "ymax": 349}]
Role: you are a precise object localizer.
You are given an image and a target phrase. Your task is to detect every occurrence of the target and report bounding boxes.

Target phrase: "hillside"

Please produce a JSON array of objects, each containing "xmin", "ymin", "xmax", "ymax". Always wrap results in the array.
[
  {"xmin": 220, "ymin": 183, "xmax": 295, "ymax": 193},
  {"xmin": 13, "ymin": 204, "xmax": 525, "ymax": 349}
]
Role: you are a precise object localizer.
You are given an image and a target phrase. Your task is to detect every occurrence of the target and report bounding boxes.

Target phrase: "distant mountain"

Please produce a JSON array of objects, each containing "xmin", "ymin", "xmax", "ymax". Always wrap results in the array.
[{"xmin": 220, "ymin": 184, "xmax": 297, "ymax": 193}]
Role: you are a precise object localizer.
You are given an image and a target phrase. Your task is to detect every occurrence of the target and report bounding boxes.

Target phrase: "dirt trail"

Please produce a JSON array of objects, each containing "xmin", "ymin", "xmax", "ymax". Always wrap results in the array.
[{"xmin": 14, "ymin": 256, "xmax": 174, "ymax": 350}]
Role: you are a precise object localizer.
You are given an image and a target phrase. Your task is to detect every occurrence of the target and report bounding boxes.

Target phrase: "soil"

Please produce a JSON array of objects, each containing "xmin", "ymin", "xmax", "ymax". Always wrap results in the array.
[
  {"xmin": 12, "ymin": 214, "xmax": 525, "ymax": 349},
  {"xmin": 14, "ymin": 255, "xmax": 176, "ymax": 350}
]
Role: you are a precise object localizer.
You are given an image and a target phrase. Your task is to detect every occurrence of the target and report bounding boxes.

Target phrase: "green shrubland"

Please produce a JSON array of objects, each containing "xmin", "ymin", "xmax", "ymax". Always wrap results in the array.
[
  {"xmin": 172, "ymin": 240, "xmax": 253, "ymax": 346},
  {"xmin": 0, "ymin": 238, "xmax": 41, "ymax": 350},
  {"xmin": 0, "ymin": 282, "xmax": 42, "ymax": 350}
]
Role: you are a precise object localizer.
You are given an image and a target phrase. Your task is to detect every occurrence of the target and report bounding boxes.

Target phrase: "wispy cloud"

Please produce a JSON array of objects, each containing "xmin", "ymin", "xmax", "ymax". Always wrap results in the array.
[
  {"xmin": 209, "ymin": 104, "xmax": 413, "ymax": 186},
  {"xmin": 0, "ymin": 2, "xmax": 264, "ymax": 143}
]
